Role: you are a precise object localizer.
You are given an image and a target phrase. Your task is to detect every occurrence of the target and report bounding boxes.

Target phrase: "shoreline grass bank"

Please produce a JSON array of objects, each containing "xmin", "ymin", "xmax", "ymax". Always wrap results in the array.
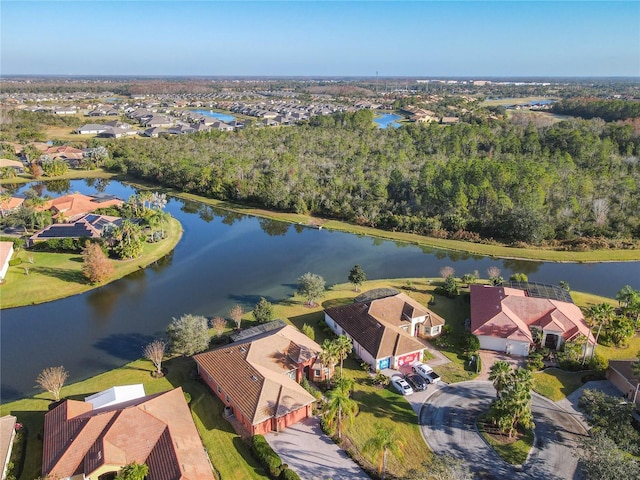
[{"xmin": 0, "ymin": 217, "xmax": 183, "ymax": 309}]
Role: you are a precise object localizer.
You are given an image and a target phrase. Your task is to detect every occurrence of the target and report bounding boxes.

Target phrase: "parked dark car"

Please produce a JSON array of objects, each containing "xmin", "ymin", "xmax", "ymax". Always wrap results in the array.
[{"xmin": 404, "ymin": 373, "xmax": 427, "ymax": 391}]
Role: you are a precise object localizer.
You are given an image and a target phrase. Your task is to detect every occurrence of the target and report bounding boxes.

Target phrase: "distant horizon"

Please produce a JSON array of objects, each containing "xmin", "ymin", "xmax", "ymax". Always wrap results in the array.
[
  {"xmin": 2, "ymin": 74, "xmax": 639, "ymax": 81},
  {"xmin": 2, "ymin": 1, "xmax": 639, "ymax": 77}
]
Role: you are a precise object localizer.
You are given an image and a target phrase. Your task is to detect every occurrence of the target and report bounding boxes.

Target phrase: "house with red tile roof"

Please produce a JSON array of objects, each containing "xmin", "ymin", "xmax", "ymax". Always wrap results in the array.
[
  {"xmin": 194, "ymin": 323, "xmax": 326, "ymax": 436},
  {"xmin": 324, "ymin": 292, "xmax": 440, "ymax": 371},
  {"xmin": 42, "ymin": 193, "xmax": 123, "ymax": 222},
  {"xmin": 0, "ymin": 195, "xmax": 25, "ymax": 216},
  {"xmin": 42, "ymin": 387, "xmax": 214, "ymax": 480},
  {"xmin": 470, "ymin": 284, "xmax": 595, "ymax": 357}
]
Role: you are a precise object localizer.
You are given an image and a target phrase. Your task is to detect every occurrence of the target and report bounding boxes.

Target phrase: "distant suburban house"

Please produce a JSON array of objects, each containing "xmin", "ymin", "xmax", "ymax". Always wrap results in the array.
[
  {"xmin": 0, "ymin": 158, "xmax": 25, "ymax": 174},
  {"xmin": 194, "ymin": 321, "xmax": 328, "ymax": 436},
  {"xmin": 324, "ymin": 291, "xmax": 441, "ymax": 371},
  {"xmin": 98, "ymin": 126, "xmax": 138, "ymax": 138},
  {"xmin": 440, "ymin": 116, "xmax": 460, "ymax": 125},
  {"xmin": 43, "ymin": 193, "xmax": 124, "ymax": 222},
  {"xmin": 53, "ymin": 106, "xmax": 77, "ymax": 115},
  {"xmin": 607, "ymin": 360, "xmax": 640, "ymax": 407},
  {"xmin": 0, "ymin": 415, "xmax": 17, "ymax": 480},
  {"xmin": 470, "ymin": 283, "xmax": 595, "ymax": 357},
  {"xmin": 28, "ymin": 214, "xmax": 122, "ymax": 246},
  {"xmin": 0, "ymin": 242, "xmax": 14, "ymax": 282},
  {"xmin": 0, "ymin": 195, "xmax": 25, "ymax": 216},
  {"xmin": 42, "ymin": 387, "xmax": 215, "ymax": 480},
  {"xmin": 75, "ymin": 124, "xmax": 110, "ymax": 135},
  {"xmin": 44, "ymin": 145, "xmax": 85, "ymax": 165}
]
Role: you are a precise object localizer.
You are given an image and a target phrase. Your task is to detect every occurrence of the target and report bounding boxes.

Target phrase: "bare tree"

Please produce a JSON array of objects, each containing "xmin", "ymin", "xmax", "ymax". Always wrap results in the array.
[
  {"xmin": 440, "ymin": 266, "xmax": 455, "ymax": 280},
  {"xmin": 143, "ymin": 340, "xmax": 166, "ymax": 376},
  {"xmin": 487, "ymin": 266, "xmax": 501, "ymax": 279},
  {"xmin": 211, "ymin": 317, "xmax": 227, "ymax": 337},
  {"xmin": 229, "ymin": 304, "xmax": 244, "ymax": 329},
  {"xmin": 592, "ymin": 198, "xmax": 609, "ymax": 227},
  {"xmin": 35, "ymin": 366, "xmax": 69, "ymax": 401}
]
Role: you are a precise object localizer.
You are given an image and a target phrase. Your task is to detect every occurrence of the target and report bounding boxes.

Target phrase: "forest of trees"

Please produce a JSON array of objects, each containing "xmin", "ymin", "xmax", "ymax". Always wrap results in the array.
[
  {"xmin": 552, "ymin": 98, "xmax": 640, "ymax": 122},
  {"xmin": 100, "ymin": 111, "xmax": 640, "ymax": 246}
]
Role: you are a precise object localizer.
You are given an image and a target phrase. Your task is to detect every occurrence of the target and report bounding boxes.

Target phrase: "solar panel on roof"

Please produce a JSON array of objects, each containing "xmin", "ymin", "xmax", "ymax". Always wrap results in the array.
[{"xmin": 506, "ymin": 281, "xmax": 574, "ymax": 303}]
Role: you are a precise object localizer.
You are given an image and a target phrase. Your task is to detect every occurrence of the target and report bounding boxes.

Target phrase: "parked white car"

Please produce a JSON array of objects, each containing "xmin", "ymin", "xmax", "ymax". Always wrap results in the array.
[
  {"xmin": 411, "ymin": 362, "xmax": 441, "ymax": 384},
  {"xmin": 391, "ymin": 376, "xmax": 414, "ymax": 396}
]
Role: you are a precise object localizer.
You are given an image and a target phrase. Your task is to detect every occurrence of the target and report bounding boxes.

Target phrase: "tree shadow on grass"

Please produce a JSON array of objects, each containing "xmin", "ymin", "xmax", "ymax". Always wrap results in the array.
[
  {"xmin": 321, "ymin": 297, "xmax": 352, "ymax": 309},
  {"xmin": 30, "ymin": 265, "xmax": 86, "ymax": 284},
  {"xmin": 227, "ymin": 293, "xmax": 280, "ymax": 306},
  {"xmin": 93, "ymin": 333, "xmax": 155, "ymax": 361}
]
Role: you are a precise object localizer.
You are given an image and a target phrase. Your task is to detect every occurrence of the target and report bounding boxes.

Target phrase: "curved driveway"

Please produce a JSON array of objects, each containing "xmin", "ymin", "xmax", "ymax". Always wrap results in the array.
[{"xmin": 420, "ymin": 381, "xmax": 587, "ymax": 480}]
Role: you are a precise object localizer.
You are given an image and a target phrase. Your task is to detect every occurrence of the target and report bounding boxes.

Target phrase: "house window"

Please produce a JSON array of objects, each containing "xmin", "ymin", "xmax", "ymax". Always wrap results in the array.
[
  {"xmin": 314, "ymin": 369, "xmax": 321, "ymax": 377},
  {"xmin": 217, "ymin": 386, "xmax": 222, "ymax": 393},
  {"xmin": 226, "ymin": 394, "xmax": 230, "ymax": 403},
  {"xmin": 286, "ymin": 370, "xmax": 296, "ymax": 380}
]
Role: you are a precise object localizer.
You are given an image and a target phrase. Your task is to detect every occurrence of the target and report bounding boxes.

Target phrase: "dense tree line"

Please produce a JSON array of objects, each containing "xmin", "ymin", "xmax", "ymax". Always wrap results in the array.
[
  {"xmin": 95, "ymin": 113, "xmax": 639, "ymax": 245},
  {"xmin": 552, "ymin": 98, "xmax": 640, "ymax": 122}
]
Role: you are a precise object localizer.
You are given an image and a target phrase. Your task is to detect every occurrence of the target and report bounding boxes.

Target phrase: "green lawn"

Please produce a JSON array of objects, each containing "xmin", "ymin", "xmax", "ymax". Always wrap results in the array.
[
  {"xmin": 532, "ymin": 369, "xmax": 590, "ymax": 401},
  {"xmin": 0, "ymin": 217, "xmax": 182, "ymax": 308}
]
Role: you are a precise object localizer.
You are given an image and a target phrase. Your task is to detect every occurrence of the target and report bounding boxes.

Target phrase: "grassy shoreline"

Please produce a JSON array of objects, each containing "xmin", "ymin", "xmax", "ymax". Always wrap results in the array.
[
  {"xmin": 0, "ymin": 217, "xmax": 183, "ymax": 309},
  {"xmin": 3, "ymin": 171, "xmax": 639, "ymax": 262}
]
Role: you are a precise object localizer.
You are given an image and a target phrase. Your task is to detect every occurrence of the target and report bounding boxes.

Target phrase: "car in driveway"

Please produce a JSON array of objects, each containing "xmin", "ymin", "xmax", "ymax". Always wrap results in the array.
[
  {"xmin": 391, "ymin": 376, "xmax": 414, "ymax": 395},
  {"xmin": 412, "ymin": 362, "xmax": 441, "ymax": 384},
  {"xmin": 404, "ymin": 373, "xmax": 427, "ymax": 391}
]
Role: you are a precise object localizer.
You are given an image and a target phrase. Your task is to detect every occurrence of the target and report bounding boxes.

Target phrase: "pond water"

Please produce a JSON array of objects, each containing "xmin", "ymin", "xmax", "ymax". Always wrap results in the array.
[
  {"xmin": 374, "ymin": 113, "xmax": 402, "ymax": 129},
  {"xmin": 191, "ymin": 109, "xmax": 236, "ymax": 123},
  {"xmin": 0, "ymin": 179, "xmax": 638, "ymax": 401}
]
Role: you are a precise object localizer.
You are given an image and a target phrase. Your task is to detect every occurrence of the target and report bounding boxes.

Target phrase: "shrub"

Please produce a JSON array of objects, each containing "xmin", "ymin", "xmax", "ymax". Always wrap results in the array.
[
  {"xmin": 301, "ymin": 323, "xmax": 315, "ymax": 341},
  {"xmin": 462, "ymin": 333, "xmax": 480, "ymax": 354},
  {"xmin": 8, "ymin": 258, "xmax": 22, "ymax": 266},
  {"xmin": 279, "ymin": 467, "xmax": 301, "ymax": 480},
  {"xmin": 527, "ymin": 353, "xmax": 545, "ymax": 371},
  {"xmin": 587, "ymin": 352, "xmax": 609, "ymax": 373},
  {"xmin": 0, "ymin": 236, "xmax": 23, "ymax": 250},
  {"xmin": 370, "ymin": 373, "xmax": 390, "ymax": 387},
  {"xmin": 251, "ymin": 434, "xmax": 282, "ymax": 478},
  {"xmin": 475, "ymin": 354, "xmax": 482, "ymax": 374}
]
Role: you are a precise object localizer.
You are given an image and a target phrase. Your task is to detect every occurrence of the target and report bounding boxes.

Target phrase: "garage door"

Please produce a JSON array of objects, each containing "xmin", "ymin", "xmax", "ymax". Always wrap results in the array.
[
  {"xmin": 378, "ymin": 357, "xmax": 390, "ymax": 370},
  {"xmin": 396, "ymin": 351, "xmax": 421, "ymax": 368}
]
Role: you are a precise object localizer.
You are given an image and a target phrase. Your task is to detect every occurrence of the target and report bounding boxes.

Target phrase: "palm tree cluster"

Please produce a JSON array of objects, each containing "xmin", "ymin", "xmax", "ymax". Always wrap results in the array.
[
  {"xmin": 318, "ymin": 335, "xmax": 353, "ymax": 387},
  {"xmin": 586, "ymin": 285, "xmax": 640, "ymax": 349},
  {"xmin": 487, "ymin": 361, "xmax": 535, "ymax": 438}
]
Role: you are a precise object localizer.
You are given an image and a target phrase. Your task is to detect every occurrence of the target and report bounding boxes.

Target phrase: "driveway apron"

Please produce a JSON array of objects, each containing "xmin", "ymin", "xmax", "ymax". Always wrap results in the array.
[{"xmin": 265, "ymin": 416, "xmax": 370, "ymax": 480}]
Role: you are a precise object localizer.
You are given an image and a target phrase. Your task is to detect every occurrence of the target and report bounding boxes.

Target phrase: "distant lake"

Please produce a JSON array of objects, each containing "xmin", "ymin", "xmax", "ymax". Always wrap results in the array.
[
  {"xmin": 375, "ymin": 113, "xmax": 402, "ymax": 129},
  {"xmin": 191, "ymin": 109, "xmax": 235, "ymax": 123}
]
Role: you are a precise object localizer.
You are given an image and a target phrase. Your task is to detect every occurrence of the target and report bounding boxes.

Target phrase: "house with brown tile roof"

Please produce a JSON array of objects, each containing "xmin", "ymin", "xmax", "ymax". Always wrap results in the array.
[
  {"xmin": 470, "ymin": 284, "xmax": 595, "ymax": 357},
  {"xmin": 42, "ymin": 387, "xmax": 214, "ymax": 480},
  {"xmin": 0, "ymin": 195, "xmax": 24, "ymax": 217},
  {"xmin": 194, "ymin": 323, "xmax": 325, "ymax": 436},
  {"xmin": 42, "ymin": 193, "xmax": 123, "ymax": 222},
  {"xmin": 324, "ymin": 292, "xmax": 440, "ymax": 371}
]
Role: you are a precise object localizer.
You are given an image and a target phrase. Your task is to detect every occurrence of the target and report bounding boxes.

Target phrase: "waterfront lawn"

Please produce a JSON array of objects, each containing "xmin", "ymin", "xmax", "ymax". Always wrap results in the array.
[
  {"xmin": 532, "ymin": 369, "xmax": 589, "ymax": 402},
  {"xmin": 0, "ymin": 217, "xmax": 182, "ymax": 308},
  {"xmin": 0, "ymin": 356, "xmax": 267, "ymax": 480}
]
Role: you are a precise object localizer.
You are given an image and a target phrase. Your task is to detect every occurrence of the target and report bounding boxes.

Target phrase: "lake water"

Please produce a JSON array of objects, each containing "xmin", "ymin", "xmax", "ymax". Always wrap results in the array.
[
  {"xmin": 0, "ymin": 179, "xmax": 638, "ymax": 401},
  {"xmin": 191, "ymin": 109, "xmax": 236, "ymax": 123},
  {"xmin": 374, "ymin": 113, "xmax": 402, "ymax": 129}
]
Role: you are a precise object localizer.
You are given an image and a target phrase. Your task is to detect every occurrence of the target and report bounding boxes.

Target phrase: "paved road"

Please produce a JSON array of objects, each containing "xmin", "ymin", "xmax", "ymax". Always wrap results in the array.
[
  {"xmin": 265, "ymin": 417, "xmax": 370, "ymax": 480},
  {"xmin": 420, "ymin": 381, "xmax": 588, "ymax": 480}
]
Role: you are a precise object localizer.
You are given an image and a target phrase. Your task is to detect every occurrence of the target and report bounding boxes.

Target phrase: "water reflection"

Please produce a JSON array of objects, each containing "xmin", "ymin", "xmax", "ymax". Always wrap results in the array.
[
  {"xmin": 46, "ymin": 178, "xmax": 71, "ymax": 194},
  {"xmin": 259, "ymin": 218, "xmax": 290, "ymax": 236}
]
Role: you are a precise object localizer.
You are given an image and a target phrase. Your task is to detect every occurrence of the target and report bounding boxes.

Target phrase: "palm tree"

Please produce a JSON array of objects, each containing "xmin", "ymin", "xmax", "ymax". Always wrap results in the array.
[
  {"xmin": 488, "ymin": 361, "xmax": 512, "ymax": 398},
  {"xmin": 363, "ymin": 422, "xmax": 404, "ymax": 480},
  {"xmin": 334, "ymin": 335, "xmax": 353, "ymax": 379},
  {"xmin": 587, "ymin": 303, "xmax": 616, "ymax": 358},
  {"xmin": 319, "ymin": 339, "xmax": 338, "ymax": 388},
  {"xmin": 115, "ymin": 462, "xmax": 148, "ymax": 480},
  {"xmin": 324, "ymin": 377, "xmax": 357, "ymax": 440},
  {"xmin": 616, "ymin": 285, "xmax": 637, "ymax": 308}
]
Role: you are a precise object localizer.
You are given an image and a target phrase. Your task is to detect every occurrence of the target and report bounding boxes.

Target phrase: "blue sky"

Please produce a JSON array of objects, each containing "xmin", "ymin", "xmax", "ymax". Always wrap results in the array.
[{"xmin": 1, "ymin": 1, "xmax": 639, "ymax": 77}]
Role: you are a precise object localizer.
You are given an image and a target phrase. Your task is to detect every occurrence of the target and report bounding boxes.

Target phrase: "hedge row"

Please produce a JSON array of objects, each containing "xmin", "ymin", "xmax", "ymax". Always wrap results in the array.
[{"xmin": 251, "ymin": 435, "xmax": 301, "ymax": 480}]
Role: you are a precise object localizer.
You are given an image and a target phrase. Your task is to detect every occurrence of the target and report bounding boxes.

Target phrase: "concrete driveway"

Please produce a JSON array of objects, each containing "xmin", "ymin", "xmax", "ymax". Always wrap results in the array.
[
  {"xmin": 265, "ymin": 417, "xmax": 370, "ymax": 480},
  {"xmin": 420, "ymin": 381, "xmax": 588, "ymax": 480}
]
